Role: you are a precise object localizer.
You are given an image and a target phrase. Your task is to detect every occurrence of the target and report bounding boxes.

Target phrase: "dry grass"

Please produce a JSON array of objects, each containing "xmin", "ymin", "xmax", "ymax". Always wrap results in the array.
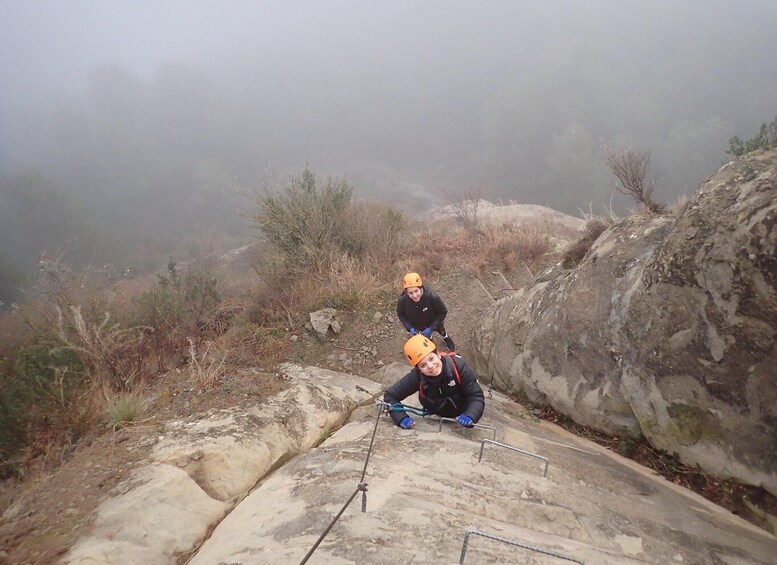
[
  {"xmin": 56, "ymin": 305, "xmax": 150, "ymax": 391},
  {"xmin": 579, "ymin": 202, "xmax": 620, "ymax": 228},
  {"xmin": 288, "ymin": 254, "xmax": 388, "ymax": 318},
  {"xmin": 670, "ymin": 193, "xmax": 691, "ymax": 217},
  {"xmin": 481, "ymin": 223, "xmax": 553, "ymax": 270},
  {"xmin": 105, "ymin": 389, "xmax": 147, "ymax": 430},
  {"xmin": 187, "ymin": 337, "xmax": 230, "ymax": 390}
]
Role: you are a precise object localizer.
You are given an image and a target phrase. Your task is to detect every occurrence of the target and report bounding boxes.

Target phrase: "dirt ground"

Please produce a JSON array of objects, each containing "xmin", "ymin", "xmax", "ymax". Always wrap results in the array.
[{"xmin": 1, "ymin": 267, "xmax": 776, "ymax": 564}]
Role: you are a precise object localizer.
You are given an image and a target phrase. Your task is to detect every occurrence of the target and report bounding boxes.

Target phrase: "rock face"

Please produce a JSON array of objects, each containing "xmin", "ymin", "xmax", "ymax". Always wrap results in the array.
[
  {"xmin": 190, "ymin": 393, "xmax": 777, "ymax": 564},
  {"xmin": 59, "ymin": 372, "xmax": 777, "ymax": 564},
  {"xmin": 61, "ymin": 366, "xmax": 383, "ymax": 565},
  {"xmin": 474, "ymin": 148, "xmax": 777, "ymax": 495}
]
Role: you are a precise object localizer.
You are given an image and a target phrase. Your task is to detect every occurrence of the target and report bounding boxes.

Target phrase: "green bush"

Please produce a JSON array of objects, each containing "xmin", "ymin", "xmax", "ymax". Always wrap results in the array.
[
  {"xmin": 249, "ymin": 166, "xmax": 408, "ymax": 277},
  {"xmin": 249, "ymin": 166, "xmax": 353, "ymax": 268},
  {"xmin": 727, "ymin": 116, "xmax": 777, "ymax": 156},
  {"xmin": 106, "ymin": 390, "xmax": 147, "ymax": 430},
  {"xmin": 137, "ymin": 259, "xmax": 220, "ymax": 333},
  {"xmin": 0, "ymin": 342, "xmax": 85, "ymax": 474}
]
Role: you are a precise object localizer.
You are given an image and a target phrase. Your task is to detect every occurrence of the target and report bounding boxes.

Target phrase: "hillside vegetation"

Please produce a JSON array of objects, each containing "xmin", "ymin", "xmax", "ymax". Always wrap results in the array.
[
  {"xmin": 0, "ymin": 166, "xmax": 560, "ymax": 482},
  {"xmin": 3, "ymin": 159, "xmax": 777, "ymax": 563}
]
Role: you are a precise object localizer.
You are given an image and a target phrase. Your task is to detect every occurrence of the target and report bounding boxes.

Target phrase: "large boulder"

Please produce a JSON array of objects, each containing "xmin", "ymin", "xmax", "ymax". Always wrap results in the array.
[{"xmin": 475, "ymin": 148, "xmax": 777, "ymax": 495}]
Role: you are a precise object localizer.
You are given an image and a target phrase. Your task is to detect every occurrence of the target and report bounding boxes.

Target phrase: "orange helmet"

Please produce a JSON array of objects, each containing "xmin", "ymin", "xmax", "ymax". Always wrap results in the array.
[
  {"xmin": 402, "ymin": 272, "xmax": 422, "ymax": 289},
  {"xmin": 404, "ymin": 334, "xmax": 436, "ymax": 366}
]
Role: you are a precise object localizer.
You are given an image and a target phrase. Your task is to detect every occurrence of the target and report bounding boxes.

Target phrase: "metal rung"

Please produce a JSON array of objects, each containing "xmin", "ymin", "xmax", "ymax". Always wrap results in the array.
[
  {"xmin": 459, "ymin": 529, "xmax": 584, "ymax": 564},
  {"xmin": 437, "ymin": 417, "xmax": 497, "ymax": 441},
  {"xmin": 478, "ymin": 439, "xmax": 549, "ymax": 478}
]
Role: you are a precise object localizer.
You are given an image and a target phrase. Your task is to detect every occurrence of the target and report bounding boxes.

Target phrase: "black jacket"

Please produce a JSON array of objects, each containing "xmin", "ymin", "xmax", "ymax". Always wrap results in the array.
[
  {"xmin": 384, "ymin": 354, "xmax": 485, "ymax": 425},
  {"xmin": 396, "ymin": 284, "xmax": 448, "ymax": 332}
]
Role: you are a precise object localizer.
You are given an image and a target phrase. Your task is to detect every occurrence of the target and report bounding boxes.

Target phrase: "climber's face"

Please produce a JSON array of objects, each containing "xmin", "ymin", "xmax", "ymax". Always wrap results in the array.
[
  {"xmin": 407, "ymin": 286, "xmax": 423, "ymax": 302},
  {"xmin": 417, "ymin": 351, "xmax": 442, "ymax": 377}
]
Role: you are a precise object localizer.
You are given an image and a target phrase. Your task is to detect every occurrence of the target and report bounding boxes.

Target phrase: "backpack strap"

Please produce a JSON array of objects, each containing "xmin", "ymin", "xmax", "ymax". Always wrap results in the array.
[{"xmin": 444, "ymin": 352, "xmax": 462, "ymax": 385}]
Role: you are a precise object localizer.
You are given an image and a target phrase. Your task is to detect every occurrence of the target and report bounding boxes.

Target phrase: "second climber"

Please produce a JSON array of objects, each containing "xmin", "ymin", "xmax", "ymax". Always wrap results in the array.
[{"xmin": 396, "ymin": 272, "xmax": 455, "ymax": 351}]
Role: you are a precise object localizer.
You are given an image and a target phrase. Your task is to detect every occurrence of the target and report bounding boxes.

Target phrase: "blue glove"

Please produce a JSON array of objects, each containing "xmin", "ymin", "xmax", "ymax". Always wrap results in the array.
[
  {"xmin": 399, "ymin": 417, "xmax": 415, "ymax": 429},
  {"xmin": 421, "ymin": 327, "xmax": 433, "ymax": 338},
  {"xmin": 409, "ymin": 327, "xmax": 418, "ymax": 336},
  {"xmin": 457, "ymin": 415, "xmax": 474, "ymax": 428}
]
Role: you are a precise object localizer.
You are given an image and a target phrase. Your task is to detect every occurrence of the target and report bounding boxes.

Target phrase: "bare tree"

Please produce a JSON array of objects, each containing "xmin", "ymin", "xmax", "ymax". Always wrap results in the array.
[
  {"xmin": 602, "ymin": 144, "xmax": 664, "ymax": 213},
  {"xmin": 440, "ymin": 184, "xmax": 484, "ymax": 232}
]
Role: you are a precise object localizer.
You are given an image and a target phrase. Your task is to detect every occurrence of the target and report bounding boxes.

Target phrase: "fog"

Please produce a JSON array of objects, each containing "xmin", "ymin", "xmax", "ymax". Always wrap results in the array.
[{"xmin": 1, "ymin": 1, "xmax": 776, "ymax": 275}]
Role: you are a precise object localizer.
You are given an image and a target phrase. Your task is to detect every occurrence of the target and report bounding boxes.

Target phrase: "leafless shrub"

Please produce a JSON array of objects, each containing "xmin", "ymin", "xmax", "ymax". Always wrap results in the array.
[
  {"xmin": 601, "ymin": 144, "xmax": 665, "ymax": 213},
  {"xmin": 187, "ymin": 337, "xmax": 230, "ymax": 390},
  {"xmin": 441, "ymin": 185, "xmax": 484, "ymax": 232},
  {"xmin": 56, "ymin": 305, "xmax": 150, "ymax": 390}
]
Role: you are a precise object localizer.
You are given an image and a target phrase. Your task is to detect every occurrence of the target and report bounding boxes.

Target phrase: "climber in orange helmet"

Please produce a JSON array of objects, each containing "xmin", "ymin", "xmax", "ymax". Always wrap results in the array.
[
  {"xmin": 396, "ymin": 272, "xmax": 455, "ymax": 351},
  {"xmin": 384, "ymin": 335, "xmax": 484, "ymax": 429}
]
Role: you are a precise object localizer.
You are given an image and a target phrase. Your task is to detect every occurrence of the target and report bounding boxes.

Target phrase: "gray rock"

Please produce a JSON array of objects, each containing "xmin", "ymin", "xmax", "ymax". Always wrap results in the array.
[
  {"xmin": 309, "ymin": 308, "xmax": 341, "ymax": 338},
  {"xmin": 475, "ymin": 148, "xmax": 777, "ymax": 495}
]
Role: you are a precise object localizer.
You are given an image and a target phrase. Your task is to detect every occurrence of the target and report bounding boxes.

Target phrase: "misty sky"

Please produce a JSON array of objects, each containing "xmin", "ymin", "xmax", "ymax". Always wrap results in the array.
[{"xmin": 1, "ymin": 0, "xmax": 776, "ymax": 228}]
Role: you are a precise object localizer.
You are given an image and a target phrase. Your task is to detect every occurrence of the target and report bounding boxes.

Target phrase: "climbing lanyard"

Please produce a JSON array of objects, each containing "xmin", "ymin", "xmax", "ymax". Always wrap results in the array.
[{"xmin": 383, "ymin": 401, "xmax": 429, "ymax": 417}]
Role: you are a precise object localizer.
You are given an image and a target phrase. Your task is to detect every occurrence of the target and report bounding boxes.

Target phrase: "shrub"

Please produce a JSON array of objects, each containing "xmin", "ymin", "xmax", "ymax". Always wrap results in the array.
[
  {"xmin": 19, "ymin": 254, "xmax": 155, "ymax": 391},
  {"xmin": 727, "ymin": 116, "xmax": 777, "ymax": 156},
  {"xmin": 246, "ymin": 167, "xmax": 407, "ymax": 329},
  {"xmin": 562, "ymin": 218, "xmax": 609, "ymax": 268},
  {"xmin": 136, "ymin": 259, "xmax": 221, "ymax": 367},
  {"xmin": 249, "ymin": 166, "xmax": 353, "ymax": 269},
  {"xmin": 601, "ymin": 144, "xmax": 665, "ymax": 213},
  {"xmin": 0, "ymin": 342, "xmax": 88, "ymax": 475},
  {"xmin": 483, "ymin": 223, "xmax": 553, "ymax": 270},
  {"xmin": 250, "ymin": 167, "xmax": 408, "ymax": 269},
  {"xmin": 105, "ymin": 390, "xmax": 147, "ymax": 430},
  {"xmin": 334, "ymin": 202, "xmax": 409, "ymax": 269}
]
